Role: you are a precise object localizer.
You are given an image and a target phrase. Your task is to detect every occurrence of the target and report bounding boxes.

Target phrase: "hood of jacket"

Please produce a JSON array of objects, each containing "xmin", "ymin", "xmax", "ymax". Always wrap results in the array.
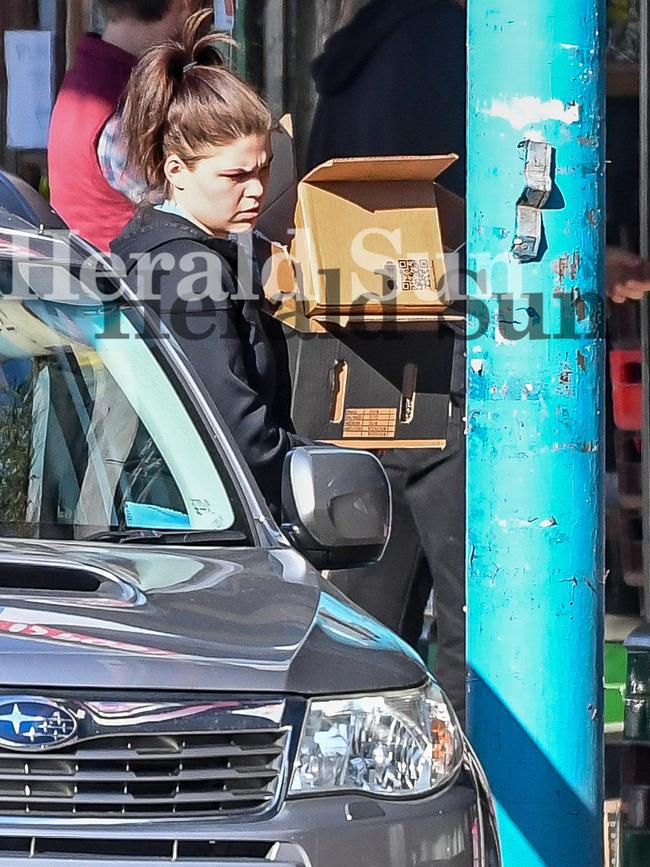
[
  {"xmin": 111, "ymin": 206, "xmax": 242, "ymax": 274},
  {"xmin": 312, "ymin": 0, "xmax": 450, "ymax": 97}
]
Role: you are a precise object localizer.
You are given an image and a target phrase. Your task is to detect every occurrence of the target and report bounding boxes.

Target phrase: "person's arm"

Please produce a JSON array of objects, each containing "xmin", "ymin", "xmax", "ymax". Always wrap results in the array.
[
  {"xmin": 97, "ymin": 112, "xmax": 147, "ymax": 205},
  {"xmin": 607, "ymin": 247, "xmax": 650, "ymax": 303},
  {"xmin": 149, "ymin": 240, "xmax": 307, "ymax": 508}
]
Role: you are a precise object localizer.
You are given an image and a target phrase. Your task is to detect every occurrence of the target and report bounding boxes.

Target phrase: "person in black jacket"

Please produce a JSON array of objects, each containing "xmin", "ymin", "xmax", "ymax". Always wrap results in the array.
[
  {"xmin": 111, "ymin": 10, "xmax": 307, "ymax": 514},
  {"xmin": 308, "ymin": 0, "xmax": 468, "ymax": 720},
  {"xmin": 308, "ymin": 0, "xmax": 466, "ymax": 195}
]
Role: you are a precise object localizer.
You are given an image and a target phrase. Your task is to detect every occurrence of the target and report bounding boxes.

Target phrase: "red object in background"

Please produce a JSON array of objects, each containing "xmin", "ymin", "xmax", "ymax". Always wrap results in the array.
[{"xmin": 610, "ymin": 348, "xmax": 643, "ymax": 430}]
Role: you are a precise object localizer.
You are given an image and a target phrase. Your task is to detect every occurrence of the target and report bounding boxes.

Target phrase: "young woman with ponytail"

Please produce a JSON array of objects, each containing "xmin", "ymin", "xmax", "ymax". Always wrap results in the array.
[{"xmin": 111, "ymin": 9, "xmax": 308, "ymax": 514}]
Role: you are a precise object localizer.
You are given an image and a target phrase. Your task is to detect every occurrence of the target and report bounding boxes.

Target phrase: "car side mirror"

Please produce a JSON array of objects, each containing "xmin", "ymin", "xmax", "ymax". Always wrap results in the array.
[{"xmin": 281, "ymin": 446, "xmax": 391, "ymax": 570}]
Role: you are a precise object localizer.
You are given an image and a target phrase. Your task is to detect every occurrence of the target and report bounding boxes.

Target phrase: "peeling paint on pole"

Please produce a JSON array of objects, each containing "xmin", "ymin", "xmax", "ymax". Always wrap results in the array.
[
  {"xmin": 484, "ymin": 97, "xmax": 582, "ymax": 128},
  {"xmin": 466, "ymin": 3, "xmax": 606, "ymax": 866}
]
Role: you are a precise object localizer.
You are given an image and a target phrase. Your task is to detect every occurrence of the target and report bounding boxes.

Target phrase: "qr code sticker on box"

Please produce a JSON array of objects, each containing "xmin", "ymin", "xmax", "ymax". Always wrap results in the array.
[{"xmin": 385, "ymin": 259, "xmax": 433, "ymax": 295}]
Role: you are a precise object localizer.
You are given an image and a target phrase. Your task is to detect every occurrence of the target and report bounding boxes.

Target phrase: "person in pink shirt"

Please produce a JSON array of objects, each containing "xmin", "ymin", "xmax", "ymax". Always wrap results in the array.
[{"xmin": 48, "ymin": 0, "xmax": 198, "ymax": 252}]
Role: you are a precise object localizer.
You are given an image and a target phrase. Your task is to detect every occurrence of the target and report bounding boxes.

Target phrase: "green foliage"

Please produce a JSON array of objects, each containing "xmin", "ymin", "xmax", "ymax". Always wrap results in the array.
[{"xmin": 0, "ymin": 375, "xmax": 33, "ymax": 531}]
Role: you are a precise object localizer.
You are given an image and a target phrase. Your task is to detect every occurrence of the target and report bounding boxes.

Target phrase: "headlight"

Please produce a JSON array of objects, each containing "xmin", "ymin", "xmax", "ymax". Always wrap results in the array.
[{"xmin": 289, "ymin": 680, "xmax": 463, "ymax": 797}]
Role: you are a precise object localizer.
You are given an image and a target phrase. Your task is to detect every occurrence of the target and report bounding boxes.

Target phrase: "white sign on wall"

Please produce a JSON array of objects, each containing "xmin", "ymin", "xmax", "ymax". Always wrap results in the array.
[
  {"xmin": 214, "ymin": 0, "xmax": 235, "ymax": 32},
  {"xmin": 4, "ymin": 31, "xmax": 54, "ymax": 150}
]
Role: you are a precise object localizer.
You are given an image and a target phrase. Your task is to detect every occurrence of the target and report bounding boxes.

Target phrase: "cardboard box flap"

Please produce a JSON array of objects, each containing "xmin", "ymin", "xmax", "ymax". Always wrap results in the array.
[
  {"xmin": 302, "ymin": 154, "xmax": 459, "ymax": 185},
  {"xmin": 257, "ymin": 121, "xmax": 298, "ymax": 245},
  {"xmin": 433, "ymin": 183, "xmax": 466, "ymax": 252}
]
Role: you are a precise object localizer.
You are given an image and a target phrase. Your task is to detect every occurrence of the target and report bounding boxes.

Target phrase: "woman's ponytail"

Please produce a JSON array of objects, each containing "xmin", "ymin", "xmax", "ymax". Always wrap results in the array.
[
  {"xmin": 122, "ymin": 8, "xmax": 269, "ymax": 195},
  {"xmin": 121, "ymin": 41, "xmax": 184, "ymax": 190},
  {"xmin": 183, "ymin": 10, "xmax": 233, "ymax": 69}
]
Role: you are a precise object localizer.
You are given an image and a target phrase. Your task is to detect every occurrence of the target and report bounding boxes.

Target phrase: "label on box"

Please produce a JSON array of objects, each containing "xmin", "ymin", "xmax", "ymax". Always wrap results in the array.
[
  {"xmin": 385, "ymin": 258, "xmax": 435, "ymax": 296},
  {"xmin": 343, "ymin": 408, "xmax": 397, "ymax": 439}
]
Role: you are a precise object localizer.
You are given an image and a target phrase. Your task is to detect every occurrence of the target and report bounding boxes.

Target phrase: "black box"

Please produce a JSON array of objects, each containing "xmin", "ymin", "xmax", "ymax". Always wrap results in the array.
[{"xmin": 281, "ymin": 322, "xmax": 455, "ymax": 449}]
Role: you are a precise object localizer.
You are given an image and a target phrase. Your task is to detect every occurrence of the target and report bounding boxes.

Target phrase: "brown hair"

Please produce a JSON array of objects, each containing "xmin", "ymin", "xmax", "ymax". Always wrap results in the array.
[
  {"xmin": 97, "ymin": 0, "xmax": 175, "ymax": 23},
  {"xmin": 121, "ymin": 9, "xmax": 273, "ymax": 194}
]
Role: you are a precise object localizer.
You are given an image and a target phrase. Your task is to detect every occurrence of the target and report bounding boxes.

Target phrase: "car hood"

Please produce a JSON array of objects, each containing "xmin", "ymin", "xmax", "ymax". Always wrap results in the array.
[{"xmin": 0, "ymin": 540, "xmax": 426, "ymax": 695}]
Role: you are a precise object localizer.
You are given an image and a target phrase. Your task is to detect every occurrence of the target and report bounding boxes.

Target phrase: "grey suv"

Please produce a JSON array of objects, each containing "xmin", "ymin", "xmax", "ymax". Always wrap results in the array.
[{"xmin": 0, "ymin": 176, "xmax": 499, "ymax": 866}]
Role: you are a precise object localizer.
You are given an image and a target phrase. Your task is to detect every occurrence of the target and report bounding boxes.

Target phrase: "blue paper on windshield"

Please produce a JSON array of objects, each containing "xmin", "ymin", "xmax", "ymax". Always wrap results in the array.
[{"xmin": 124, "ymin": 502, "xmax": 191, "ymax": 530}]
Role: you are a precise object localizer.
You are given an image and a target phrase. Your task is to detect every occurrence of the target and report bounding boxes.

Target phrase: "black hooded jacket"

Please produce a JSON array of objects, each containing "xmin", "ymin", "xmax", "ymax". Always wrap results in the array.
[
  {"xmin": 111, "ymin": 207, "xmax": 306, "ymax": 514},
  {"xmin": 308, "ymin": 0, "xmax": 466, "ymax": 196}
]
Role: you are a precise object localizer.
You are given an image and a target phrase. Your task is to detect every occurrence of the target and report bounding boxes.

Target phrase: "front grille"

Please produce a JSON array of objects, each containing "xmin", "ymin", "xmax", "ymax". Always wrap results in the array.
[
  {"xmin": 0, "ymin": 697, "xmax": 295, "ymax": 819},
  {"xmin": 0, "ymin": 730, "xmax": 288, "ymax": 817},
  {"xmin": 0, "ymin": 837, "xmax": 303, "ymax": 864}
]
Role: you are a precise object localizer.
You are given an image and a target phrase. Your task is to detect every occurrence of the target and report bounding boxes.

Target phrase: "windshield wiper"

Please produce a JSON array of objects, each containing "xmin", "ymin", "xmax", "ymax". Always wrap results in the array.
[{"xmin": 81, "ymin": 528, "xmax": 249, "ymax": 546}]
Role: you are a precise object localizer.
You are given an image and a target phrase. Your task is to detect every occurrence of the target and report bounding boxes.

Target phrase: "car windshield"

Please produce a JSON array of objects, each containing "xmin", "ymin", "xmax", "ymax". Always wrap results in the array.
[{"xmin": 0, "ymin": 253, "xmax": 248, "ymax": 542}]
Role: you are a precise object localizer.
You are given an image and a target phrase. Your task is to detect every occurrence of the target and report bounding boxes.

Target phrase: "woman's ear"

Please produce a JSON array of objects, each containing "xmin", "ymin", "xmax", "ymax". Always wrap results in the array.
[{"xmin": 164, "ymin": 155, "xmax": 188, "ymax": 192}]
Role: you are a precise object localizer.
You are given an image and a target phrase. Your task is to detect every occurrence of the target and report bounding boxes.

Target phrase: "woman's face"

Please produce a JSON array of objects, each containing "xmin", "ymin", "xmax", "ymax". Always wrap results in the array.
[{"xmin": 165, "ymin": 134, "xmax": 272, "ymax": 235}]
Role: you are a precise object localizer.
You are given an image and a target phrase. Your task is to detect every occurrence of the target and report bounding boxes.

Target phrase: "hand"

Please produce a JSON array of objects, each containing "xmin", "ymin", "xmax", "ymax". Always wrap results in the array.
[{"xmin": 607, "ymin": 246, "xmax": 650, "ymax": 303}]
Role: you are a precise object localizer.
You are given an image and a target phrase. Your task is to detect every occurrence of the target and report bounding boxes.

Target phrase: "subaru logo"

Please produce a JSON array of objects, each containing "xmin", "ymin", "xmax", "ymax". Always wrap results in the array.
[{"xmin": 0, "ymin": 698, "xmax": 78, "ymax": 751}]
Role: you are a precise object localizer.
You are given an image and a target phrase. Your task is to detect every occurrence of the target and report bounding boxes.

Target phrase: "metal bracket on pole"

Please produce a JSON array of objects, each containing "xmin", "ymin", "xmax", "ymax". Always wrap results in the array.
[
  {"xmin": 520, "ymin": 140, "xmax": 554, "ymax": 208},
  {"xmin": 511, "ymin": 141, "xmax": 554, "ymax": 263},
  {"xmin": 512, "ymin": 205, "xmax": 543, "ymax": 262}
]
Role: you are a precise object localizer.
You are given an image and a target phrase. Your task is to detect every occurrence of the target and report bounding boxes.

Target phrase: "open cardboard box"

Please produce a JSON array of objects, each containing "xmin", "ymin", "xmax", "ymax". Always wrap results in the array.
[
  {"xmin": 257, "ymin": 128, "xmax": 465, "ymax": 330},
  {"xmin": 291, "ymin": 155, "xmax": 464, "ymax": 326},
  {"xmin": 257, "ymin": 126, "xmax": 465, "ymax": 448}
]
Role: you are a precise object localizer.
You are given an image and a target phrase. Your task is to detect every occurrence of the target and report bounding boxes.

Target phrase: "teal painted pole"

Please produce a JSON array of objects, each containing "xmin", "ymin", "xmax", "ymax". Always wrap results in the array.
[{"xmin": 465, "ymin": 3, "xmax": 606, "ymax": 866}]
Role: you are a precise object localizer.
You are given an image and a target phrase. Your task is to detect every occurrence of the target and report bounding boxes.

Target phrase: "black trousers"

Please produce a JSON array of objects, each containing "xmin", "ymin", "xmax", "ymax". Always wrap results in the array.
[{"xmin": 329, "ymin": 333, "xmax": 467, "ymax": 722}]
